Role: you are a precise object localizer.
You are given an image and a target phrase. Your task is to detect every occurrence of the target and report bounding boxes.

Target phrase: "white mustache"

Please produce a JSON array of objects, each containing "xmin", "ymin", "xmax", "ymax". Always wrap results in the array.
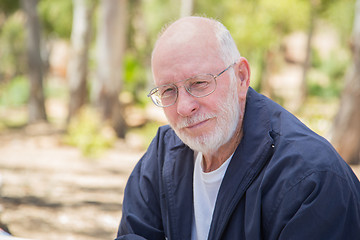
[{"xmin": 176, "ymin": 113, "xmax": 216, "ymax": 129}]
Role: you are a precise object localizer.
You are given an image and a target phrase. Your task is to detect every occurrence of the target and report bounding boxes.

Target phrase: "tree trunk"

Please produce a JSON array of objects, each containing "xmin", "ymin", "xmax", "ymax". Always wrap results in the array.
[
  {"xmin": 94, "ymin": 0, "xmax": 128, "ymax": 138},
  {"xmin": 180, "ymin": 0, "xmax": 194, "ymax": 17},
  {"xmin": 331, "ymin": 0, "xmax": 360, "ymax": 165},
  {"xmin": 300, "ymin": 0, "xmax": 317, "ymax": 106},
  {"xmin": 21, "ymin": 0, "xmax": 47, "ymax": 123},
  {"xmin": 67, "ymin": 0, "xmax": 95, "ymax": 121}
]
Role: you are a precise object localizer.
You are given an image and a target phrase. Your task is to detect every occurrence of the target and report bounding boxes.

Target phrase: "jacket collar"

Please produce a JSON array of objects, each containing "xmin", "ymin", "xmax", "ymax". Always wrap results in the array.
[{"xmin": 208, "ymin": 87, "xmax": 275, "ymax": 239}]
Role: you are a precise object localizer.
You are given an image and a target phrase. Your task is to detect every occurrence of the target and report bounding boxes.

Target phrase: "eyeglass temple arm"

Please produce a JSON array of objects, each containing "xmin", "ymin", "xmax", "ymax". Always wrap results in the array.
[{"xmin": 216, "ymin": 62, "xmax": 236, "ymax": 77}]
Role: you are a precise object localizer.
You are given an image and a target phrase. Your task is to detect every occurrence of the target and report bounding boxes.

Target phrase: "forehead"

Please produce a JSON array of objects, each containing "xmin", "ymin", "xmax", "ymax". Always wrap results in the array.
[
  {"xmin": 153, "ymin": 58, "xmax": 223, "ymax": 87},
  {"xmin": 151, "ymin": 19, "xmax": 224, "ymax": 85}
]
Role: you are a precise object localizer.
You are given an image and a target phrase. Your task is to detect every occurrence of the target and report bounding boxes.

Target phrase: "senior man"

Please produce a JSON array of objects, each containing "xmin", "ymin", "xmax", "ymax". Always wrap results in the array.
[{"xmin": 116, "ymin": 16, "xmax": 360, "ymax": 240}]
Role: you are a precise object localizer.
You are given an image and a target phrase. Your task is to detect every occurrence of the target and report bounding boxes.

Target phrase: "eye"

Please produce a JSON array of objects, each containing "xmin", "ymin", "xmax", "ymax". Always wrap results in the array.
[
  {"xmin": 159, "ymin": 86, "xmax": 176, "ymax": 98},
  {"xmin": 189, "ymin": 79, "xmax": 211, "ymax": 90}
]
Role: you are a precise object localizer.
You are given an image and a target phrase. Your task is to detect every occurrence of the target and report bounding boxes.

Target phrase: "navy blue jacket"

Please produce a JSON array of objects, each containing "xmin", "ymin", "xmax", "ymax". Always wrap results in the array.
[{"xmin": 116, "ymin": 88, "xmax": 360, "ymax": 240}]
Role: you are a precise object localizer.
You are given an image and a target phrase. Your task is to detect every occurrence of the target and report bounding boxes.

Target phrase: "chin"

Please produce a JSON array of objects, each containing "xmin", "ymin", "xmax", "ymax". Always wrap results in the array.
[{"xmin": 174, "ymin": 124, "xmax": 230, "ymax": 155}]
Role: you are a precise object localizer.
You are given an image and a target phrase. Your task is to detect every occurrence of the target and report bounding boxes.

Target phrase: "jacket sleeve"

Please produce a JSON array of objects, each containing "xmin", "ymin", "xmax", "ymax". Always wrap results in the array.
[
  {"xmin": 116, "ymin": 132, "xmax": 166, "ymax": 240},
  {"xmin": 267, "ymin": 170, "xmax": 360, "ymax": 240}
]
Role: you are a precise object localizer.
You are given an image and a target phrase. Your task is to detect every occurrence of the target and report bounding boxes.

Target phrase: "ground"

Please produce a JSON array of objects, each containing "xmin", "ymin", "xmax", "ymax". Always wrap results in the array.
[
  {"xmin": 0, "ymin": 124, "xmax": 142, "ymax": 240},
  {"xmin": 0, "ymin": 123, "xmax": 359, "ymax": 240}
]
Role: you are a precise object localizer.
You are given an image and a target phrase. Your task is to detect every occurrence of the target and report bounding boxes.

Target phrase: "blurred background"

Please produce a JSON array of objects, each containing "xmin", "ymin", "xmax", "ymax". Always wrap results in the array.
[{"xmin": 0, "ymin": 0, "xmax": 359, "ymax": 239}]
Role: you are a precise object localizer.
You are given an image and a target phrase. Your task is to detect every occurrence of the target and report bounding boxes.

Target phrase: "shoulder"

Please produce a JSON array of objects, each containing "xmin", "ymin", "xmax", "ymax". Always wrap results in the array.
[
  {"xmin": 265, "ymin": 109, "xmax": 357, "ymax": 193},
  {"xmin": 245, "ymin": 89, "xmax": 360, "ymax": 235},
  {"xmin": 249, "ymin": 88, "xmax": 348, "ymax": 179},
  {"xmin": 261, "ymin": 122, "xmax": 360, "ymax": 228},
  {"xmin": 260, "ymin": 132, "xmax": 360, "ymax": 234}
]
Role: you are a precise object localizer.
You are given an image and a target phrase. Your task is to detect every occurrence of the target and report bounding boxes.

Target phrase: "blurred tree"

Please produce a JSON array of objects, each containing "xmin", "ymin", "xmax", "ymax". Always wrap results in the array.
[
  {"xmin": 181, "ymin": 0, "xmax": 194, "ymax": 17},
  {"xmin": 300, "ymin": 0, "xmax": 344, "ymax": 106},
  {"xmin": 331, "ymin": 0, "xmax": 360, "ymax": 165},
  {"xmin": 0, "ymin": 0, "xmax": 20, "ymax": 17},
  {"xmin": 122, "ymin": 0, "xmax": 149, "ymax": 104},
  {"xmin": 0, "ymin": 12, "xmax": 26, "ymax": 80},
  {"xmin": 21, "ymin": 0, "xmax": 47, "ymax": 123},
  {"xmin": 299, "ymin": 0, "xmax": 318, "ymax": 104},
  {"xmin": 94, "ymin": 0, "xmax": 128, "ymax": 138},
  {"xmin": 38, "ymin": 0, "xmax": 73, "ymax": 39},
  {"xmin": 67, "ymin": 0, "xmax": 95, "ymax": 122}
]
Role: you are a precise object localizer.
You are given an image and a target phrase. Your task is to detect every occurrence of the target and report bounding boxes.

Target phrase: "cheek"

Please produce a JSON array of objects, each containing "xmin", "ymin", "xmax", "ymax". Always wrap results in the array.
[
  {"xmin": 163, "ymin": 108, "xmax": 178, "ymax": 124},
  {"xmin": 205, "ymin": 89, "xmax": 226, "ymax": 108}
]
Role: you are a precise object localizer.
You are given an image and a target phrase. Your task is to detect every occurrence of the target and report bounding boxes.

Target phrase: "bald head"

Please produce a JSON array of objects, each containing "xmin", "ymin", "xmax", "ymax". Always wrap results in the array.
[
  {"xmin": 151, "ymin": 17, "xmax": 241, "ymax": 83},
  {"xmin": 152, "ymin": 17, "xmax": 221, "ymax": 71},
  {"xmin": 154, "ymin": 17, "xmax": 218, "ymax": 50}
]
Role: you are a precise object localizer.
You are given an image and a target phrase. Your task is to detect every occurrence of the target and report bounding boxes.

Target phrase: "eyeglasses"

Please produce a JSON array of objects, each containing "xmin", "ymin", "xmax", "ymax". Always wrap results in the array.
[{"xmin": 147, "ymin": 63, "xmax": 235, "ymax": 107}]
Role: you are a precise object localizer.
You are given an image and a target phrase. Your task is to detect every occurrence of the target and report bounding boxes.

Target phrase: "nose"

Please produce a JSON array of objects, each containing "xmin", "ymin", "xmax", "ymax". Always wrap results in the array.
[{"xmin": 176, "ymin": 87, "xmax": 199, "ymax": 117}]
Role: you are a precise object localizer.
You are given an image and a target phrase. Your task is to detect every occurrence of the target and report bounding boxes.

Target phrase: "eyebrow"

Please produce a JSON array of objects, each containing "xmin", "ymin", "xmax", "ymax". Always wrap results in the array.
[{"xmin": 155, "ymin": 73, "xmax": 215, "ymax": 88}]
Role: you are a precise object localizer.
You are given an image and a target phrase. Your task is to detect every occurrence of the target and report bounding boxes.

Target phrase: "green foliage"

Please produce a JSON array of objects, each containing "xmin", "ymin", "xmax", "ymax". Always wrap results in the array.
[
  {"xmin": 313, "ymin": 49, "xmax": 350, "ymax": 81},
  {"xmin": 123, "ymin": 51, "xmax": 148, "ymax": 105},
  {"xmin": 142, "ymin": 0, "xmax": 179, "ymax": 46},
  {"xmin": 0, "ymin": 12, "xmax": 26, "ymax": 78},
  {"xmin": 63, "ymin": 107, "xmax": 116, "ymax": 158},
  {"xmin": 296, "ymin": 96, "xmax": 338, "ymax": 137},
  {"xmin": 308, "ymin": 79, "xmax": 342, "ymax": 99},
  {"xmin": 38, "ymin": 0, "xmax": 73, "ymax": 38},
  {"xmin": 0, "ymin": 76, "xmax": 29, "ymax": 106},
  {"xmin": 0, "ymin": 75, "xmax": 28, "ymax": 129},
  {"xmin": 308, "ymin": 49, "xmax": 349, "ymax": 99},
  {"xmin": 195, "ymin": 0, "xmax": 309, "ymax": 54},
  {"xmin": 0, "ymin": 0, "xmax": 20, "ymax": 16},
  {"xmin": 322, "ymin": 0, "xmax": 355, "ymax": 42},
  {"xmin": 195, "ymin": 0, "xmax": 227, "ymax": 17},
  {"xmin": 45, "ymin": 78, "xmax": 68, "ymax": 100}
]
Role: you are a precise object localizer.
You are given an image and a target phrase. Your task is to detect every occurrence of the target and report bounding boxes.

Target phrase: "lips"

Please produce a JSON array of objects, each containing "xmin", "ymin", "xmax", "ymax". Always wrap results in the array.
[
  {"xmin": 175, "ymin": 113, "xmax": 216, "ymax": 130},
  {"xmin": 179, "ymin": 116, "xmax": 215, "ymax": 131},
  {"xmin": 185, "ymin": 118, "xmax": 211, "ymax": 129}
]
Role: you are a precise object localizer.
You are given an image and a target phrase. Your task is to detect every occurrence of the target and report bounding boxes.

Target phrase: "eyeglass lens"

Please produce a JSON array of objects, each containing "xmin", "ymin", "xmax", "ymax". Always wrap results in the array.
[{"xmin": 151, "ymin": 74, "xmax": 216, "ymax": 107}]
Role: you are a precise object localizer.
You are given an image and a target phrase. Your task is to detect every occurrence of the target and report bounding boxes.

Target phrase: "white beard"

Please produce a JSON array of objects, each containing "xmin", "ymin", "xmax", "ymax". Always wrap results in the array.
[{"xmin": 170, "ymin": 79, "xmax": 241, "ymax": 155}]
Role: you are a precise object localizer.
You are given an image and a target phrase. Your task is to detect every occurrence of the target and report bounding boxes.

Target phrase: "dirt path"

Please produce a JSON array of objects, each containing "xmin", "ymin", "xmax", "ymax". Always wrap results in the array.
[{"xmin": 0, "ymin": 126, "xmax": 142, "ymax": 240}]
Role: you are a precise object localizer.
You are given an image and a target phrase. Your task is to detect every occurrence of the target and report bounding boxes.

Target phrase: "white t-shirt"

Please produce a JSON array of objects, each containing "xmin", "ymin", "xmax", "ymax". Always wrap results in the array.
[{"xmin": 191, "ymin": 152, "xmax": 233, "ymax": 240}]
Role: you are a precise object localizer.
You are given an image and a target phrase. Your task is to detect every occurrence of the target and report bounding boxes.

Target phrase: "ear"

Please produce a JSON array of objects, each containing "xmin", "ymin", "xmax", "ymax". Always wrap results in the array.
[{"xmin": 235, "ymin": 57, "xmax": 251, "ymax": 99}]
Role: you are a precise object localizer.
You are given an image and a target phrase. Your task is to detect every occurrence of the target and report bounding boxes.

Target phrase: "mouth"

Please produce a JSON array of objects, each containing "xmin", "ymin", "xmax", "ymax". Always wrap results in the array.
[
  {"xmin": 180, "ymin": 117, "xmax": 214, "ymax": 131},
  {"xmin": 185, "ymin": 119, "xmax": 210, "ymax": 129}
]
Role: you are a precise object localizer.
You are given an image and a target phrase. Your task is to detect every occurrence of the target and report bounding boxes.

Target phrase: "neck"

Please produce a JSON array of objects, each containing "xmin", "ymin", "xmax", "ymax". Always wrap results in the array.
[{"xmin": 202, "ymin": 124, "xmax": 243, "ymax": 173}]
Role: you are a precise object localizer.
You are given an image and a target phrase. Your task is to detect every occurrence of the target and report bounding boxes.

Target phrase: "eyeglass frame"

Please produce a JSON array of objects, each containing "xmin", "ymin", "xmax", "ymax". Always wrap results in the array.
[{"xmin": 147, "ymin": 62, "xmax": 236, "ymax": 107}]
